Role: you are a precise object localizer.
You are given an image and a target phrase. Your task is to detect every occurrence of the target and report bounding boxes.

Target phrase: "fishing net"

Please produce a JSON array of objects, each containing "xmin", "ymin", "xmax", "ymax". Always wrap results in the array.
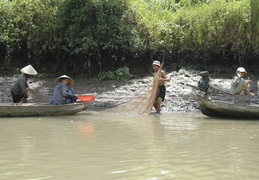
[
  {"xmin": 27, "ymin": 89, "xmax": 49, "ymax": 103},
  {"xmin": 104, "ymin": 62, "xmax": 164, "ymax": 115}
]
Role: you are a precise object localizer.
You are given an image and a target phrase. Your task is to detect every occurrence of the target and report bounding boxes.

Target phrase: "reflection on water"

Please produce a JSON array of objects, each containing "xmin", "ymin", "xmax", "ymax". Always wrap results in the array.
[
  {"xmin": 78, "ymin": 123, "xmax": 94, "ymax": 139},
  {"xmin": 0, "ymin": 112, "xmax": 259, "ymax": 180}
]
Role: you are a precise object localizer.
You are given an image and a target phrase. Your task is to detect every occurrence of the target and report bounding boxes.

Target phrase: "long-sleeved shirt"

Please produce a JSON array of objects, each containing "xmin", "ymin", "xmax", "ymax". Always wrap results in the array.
[
  {"xmin": 53, "ymin": 82, "xmax": 70, "ymax": 105},
  {"xmin": 11, "ymin": 73, "xmax": 28, "ymax": 96}
]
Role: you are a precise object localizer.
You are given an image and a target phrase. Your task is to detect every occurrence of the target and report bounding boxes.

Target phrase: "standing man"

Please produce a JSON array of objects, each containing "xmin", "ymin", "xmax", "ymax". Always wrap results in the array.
[
  {"xmin": 11, "ymin": 65, "xmax": 38, "ymax": 103},
  {"xmin": 152, "ymin": 60, "xmax": 170, "ymax": 113}
]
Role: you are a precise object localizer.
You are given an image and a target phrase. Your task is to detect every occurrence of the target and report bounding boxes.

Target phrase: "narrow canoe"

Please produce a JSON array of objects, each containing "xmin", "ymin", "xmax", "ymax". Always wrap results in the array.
[
  {"xmin": 197, "ymin": 95, "xmax": 259, "ymax": 119},
  {"xmin": 0, "ymin": 97, "xmax": 95, "ymax": 117}
]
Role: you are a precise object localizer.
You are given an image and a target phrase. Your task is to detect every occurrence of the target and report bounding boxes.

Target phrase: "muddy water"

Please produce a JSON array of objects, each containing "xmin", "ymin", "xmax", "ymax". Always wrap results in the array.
[{"xmin": 0, "ymin": 112, "xmax": 259, "ymax": 180}]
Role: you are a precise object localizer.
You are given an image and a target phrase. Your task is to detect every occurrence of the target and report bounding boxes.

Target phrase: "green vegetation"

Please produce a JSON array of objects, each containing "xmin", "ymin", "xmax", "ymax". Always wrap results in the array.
[
  {"xmin": 95, "ymin": 67, "xmax": 132, "ymax": 80},
  {"xmin": 35, "ymin": 73, "xmax": 51, "ymax": 78},
  {"xmin": 0, "ymin": 0, "xmax": 258, "ymax": 76},
  {"xmin": 251, "ymin": 0, "xmax": 259, "ymax": 54}
]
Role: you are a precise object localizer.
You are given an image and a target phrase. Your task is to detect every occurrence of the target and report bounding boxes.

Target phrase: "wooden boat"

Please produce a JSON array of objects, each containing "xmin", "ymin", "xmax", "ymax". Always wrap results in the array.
[
  {"xmin": 0, "ymin": 95, "xmax": 95, "ymax": 117},
  {"xmin": 197, "ymin": 95, "xmax": 259, "ymax": 119}
]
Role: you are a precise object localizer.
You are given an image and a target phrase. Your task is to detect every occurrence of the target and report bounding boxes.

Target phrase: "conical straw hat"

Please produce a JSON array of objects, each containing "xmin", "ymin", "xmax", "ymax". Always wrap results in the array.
[
  {"xmin": 20, "ymin": 65, "xmax": 38, "ymax": 75},
  {"xmin": 55, "ymin": 75, "xmax": 74, "ymax": 86}
]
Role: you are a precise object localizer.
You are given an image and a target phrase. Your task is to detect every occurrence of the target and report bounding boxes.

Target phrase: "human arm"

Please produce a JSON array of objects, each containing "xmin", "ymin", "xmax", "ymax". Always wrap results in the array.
[
  {"xmin": 160, "ymin": 71, "xmax": 170, "ymax": 82},
  {"xmin": 60, "ymin": 84, "xmax": 70, "ymax": 97},
  {"xmin": 232, "ymin": 72, "xmax": 243, "ymax": 86},
  {"xmin": 67, "ymin": 86, "xmax": 75, "ymax": 95},
  {"xmin": 63, "ymin": 86, "xmax": 76, "ymax": 98},
  {"xmin": 18, "ymin": 74, "xmax": 29, "ymax": 97},
  {"xmin": 246, "ymin": 77, "xmax": 252, "ymax": 84},
  {"xmin": 233, "ymin": 72, "xmax": 249, "ymax": 86},
  {"xmin": 232, "ymin": 76, "xmax": 241, "ymax": 86},
  {"xmin": 61, "ymin": 85, "xmax": 78, "ymax": 103}
]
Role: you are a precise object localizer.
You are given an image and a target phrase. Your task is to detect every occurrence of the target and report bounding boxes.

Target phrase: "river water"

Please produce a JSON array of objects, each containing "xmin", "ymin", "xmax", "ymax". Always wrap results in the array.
[{"xmin": 0, "ymin": 111, "xmax": 259, "ymax": 180}]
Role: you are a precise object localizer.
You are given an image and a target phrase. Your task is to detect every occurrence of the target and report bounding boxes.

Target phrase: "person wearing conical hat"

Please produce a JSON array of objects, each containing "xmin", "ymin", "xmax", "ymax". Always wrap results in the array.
[
  {"xmin": 51, "ymin": 75, "xmax": 77, "ymax": 105},
  {"xmin": 230, "ymin": 67, "xmax": 254, "ymax": 96},
  {"xmin": 11, "ymin": 65, "xmax": 38, "ymax": 103}
]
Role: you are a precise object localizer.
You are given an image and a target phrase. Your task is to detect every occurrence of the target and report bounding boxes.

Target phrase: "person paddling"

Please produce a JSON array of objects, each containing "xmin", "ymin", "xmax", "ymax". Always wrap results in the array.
[{"xmin": 11, "ymin": 65, "xmax": 38, "ymax": 103}]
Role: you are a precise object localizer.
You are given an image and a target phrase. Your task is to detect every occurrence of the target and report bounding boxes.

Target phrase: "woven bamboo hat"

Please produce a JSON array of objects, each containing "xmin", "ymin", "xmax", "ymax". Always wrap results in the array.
[
  {"xmin": 55, "ymin": 75, "xmax": 74, "ymax": 86},
  {"xmin": 20, "ymin": 65, "xmax": 37, "ymax": 75}
]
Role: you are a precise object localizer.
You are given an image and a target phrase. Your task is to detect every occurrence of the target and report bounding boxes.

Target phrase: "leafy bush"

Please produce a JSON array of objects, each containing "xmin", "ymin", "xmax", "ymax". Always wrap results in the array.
[
  {"xmin": 95, "ymin": 67, "xmax": 132, "ymax": 80},
  {"xmin": 0, "ymin": 0, "xmax": 58, "ymax": 66},
  {"xmin": 35, "ymin": 73, "xmax": 51, "ymax": 78}
]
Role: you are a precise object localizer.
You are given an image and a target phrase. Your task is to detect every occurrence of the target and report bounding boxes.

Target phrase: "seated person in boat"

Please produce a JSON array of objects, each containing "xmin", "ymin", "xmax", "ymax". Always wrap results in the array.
[
  {"xmin": 51, "ymin": 75, "xmax": 78, "ymax": 105},
  {"xmin": 230, "ymin": 67, "xmax": 254, "ymax": 96},
  {"xmin": 198, "ymin": 71, "xmax": 210, "ymax": 91},
  {"xmin": 11, "ymin": 65, "xmax": 38, "ymax": 103},
  {"xmin": 152, "ymin": 60, "xmax": 170, "ymax": 113}
]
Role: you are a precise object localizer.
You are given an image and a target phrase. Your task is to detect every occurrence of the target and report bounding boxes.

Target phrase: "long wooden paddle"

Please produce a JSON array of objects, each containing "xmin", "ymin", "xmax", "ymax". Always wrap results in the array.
[{"xmin": 18, "ymin": 97, "xmax": 26, "ymax": 105}]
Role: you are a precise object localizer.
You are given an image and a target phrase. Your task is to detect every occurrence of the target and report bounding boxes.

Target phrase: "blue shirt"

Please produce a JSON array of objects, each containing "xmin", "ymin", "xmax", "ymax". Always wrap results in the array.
[{"xmin": 53, "ymin": 82, "xmax": 70, "ymax": 105}]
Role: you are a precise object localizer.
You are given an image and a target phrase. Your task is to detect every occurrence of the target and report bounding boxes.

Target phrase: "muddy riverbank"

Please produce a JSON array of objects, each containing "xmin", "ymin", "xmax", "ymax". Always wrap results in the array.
[{"xmin": 1, "ymin": 66, "xmax": 259, "ymax": 113}]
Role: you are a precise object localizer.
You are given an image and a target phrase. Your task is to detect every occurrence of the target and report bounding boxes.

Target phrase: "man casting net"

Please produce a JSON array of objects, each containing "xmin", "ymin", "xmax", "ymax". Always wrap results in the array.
[{"xmin": 103, "ymin": 61, "xmax": 170, "ymax": 115}]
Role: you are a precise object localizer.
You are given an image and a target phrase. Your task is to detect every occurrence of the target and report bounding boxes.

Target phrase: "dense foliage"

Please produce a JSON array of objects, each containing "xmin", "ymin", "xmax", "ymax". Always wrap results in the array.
[
  {"xmin": 95, "ymin": 67, "xmax": 132, "ymax": 80},
  {"xmin": 0, "ymin": 0, "xmax": 258, "ymax": 76},
  {"xmin": 251, "ymin": 0, "xmax": 259, "ymax": 54}
]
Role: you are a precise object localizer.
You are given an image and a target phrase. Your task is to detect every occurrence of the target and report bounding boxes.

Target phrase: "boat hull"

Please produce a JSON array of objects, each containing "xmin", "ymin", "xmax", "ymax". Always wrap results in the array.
[
  {"xmin": 0, "ymin": 101, "xmax": 93, "ymax": 117},
  {"xmin": 197, "ymin": 95, "xmax": 259, "ymax": 119}
]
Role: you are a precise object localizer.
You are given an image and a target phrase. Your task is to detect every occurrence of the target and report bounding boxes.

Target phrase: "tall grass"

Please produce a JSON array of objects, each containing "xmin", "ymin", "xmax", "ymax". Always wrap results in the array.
[{"xmin": 128, "ymin": 0, "xmax": 252, "ymax": 65}]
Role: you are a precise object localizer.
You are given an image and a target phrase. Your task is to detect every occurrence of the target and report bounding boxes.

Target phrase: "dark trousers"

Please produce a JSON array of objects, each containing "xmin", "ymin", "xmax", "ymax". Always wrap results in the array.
[{"xmin": 11, "ymin": 91, "xmax": 23, "ymax": 103}]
